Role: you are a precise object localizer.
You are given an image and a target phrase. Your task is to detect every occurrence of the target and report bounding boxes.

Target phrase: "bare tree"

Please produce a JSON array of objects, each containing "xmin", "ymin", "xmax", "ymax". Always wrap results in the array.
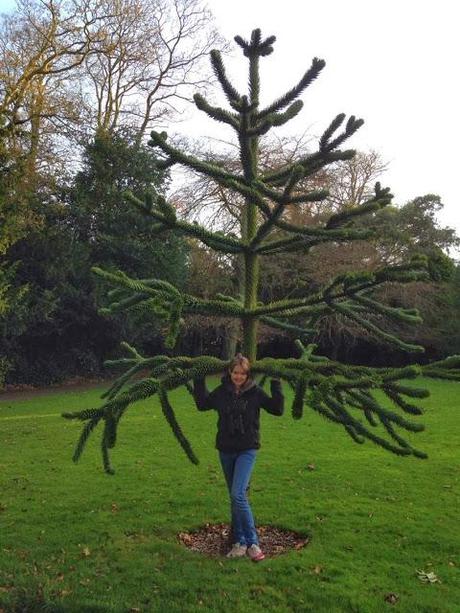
[
  {"xmin": 0, "ymin": 0, "xmax": 225, "ymax": 176},
  {"xmin": 82, "ymin": 0, "xmax": 227, "ymax": 141},
  {"xmin": 0, "ymin": 0, "xmax": 112, "ymax": 163},
  {"xmin": 171, "ymin": 132, "xmax": 322, "ymax": 233},
  {"xmin": 324, "ymin": 150, "xmax": 388, "ymax": 210}
]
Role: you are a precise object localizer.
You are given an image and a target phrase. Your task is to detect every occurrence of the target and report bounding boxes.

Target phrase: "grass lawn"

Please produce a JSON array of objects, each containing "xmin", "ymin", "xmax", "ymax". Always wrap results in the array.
[{"xmin": 0, "ymin": 377, "xmax": 459, "ymax": 612}]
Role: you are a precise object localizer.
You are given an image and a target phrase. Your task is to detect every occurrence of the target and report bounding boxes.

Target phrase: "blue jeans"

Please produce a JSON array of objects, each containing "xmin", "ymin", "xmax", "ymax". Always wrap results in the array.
[{"xmin": 219, "ymin": 449, "xmax": 259, "ymax": 546}]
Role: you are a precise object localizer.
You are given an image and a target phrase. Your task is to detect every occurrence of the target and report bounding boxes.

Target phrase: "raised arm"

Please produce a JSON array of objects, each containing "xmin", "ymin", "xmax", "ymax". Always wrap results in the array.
[
  {"xmin": 260, "ymin": 379, "xmax": 284, "ymax": 416},
  {"xmin": 193, "ymin": 378, "xmax": 218, "ymax": 412}
]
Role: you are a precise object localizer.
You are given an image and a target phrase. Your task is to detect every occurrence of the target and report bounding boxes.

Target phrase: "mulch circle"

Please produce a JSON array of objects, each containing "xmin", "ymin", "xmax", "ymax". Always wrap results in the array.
[{"xmin": 178, "ymin": 523, "xmax": 310, "ymax": 558}]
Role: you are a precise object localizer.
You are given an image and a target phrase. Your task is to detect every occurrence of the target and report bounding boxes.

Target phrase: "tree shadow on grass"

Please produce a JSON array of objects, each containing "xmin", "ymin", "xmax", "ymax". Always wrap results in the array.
[{"xmin": 4, "ymin": 585, "xmax": 115, "ymax": 613}]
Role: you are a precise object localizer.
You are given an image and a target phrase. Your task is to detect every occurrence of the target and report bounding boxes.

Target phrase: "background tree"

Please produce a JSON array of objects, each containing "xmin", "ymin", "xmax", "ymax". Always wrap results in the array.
[
  {"xmin": 0, "ymin": 0, "xmax": 222, "ymax": 387},
  {"xmin": 0, "ymin": 111, "xmax": 38, "ymax": 383},
  {"xmin": 0, "ymin": 130, "xmax": 188, "ymax": 385},
  {"xmin": 62, "ymin": 29, "xmax": 460, "ymax": 474},
  {"xmin": 83, "ymin": 0, "xmax": 225, "ymax": 140},
  {"xmin": 178, "ymin": 238, "xmax": 236, "ymax": 358},
  {"xmin": 442, "ymin": 264, "xmax": 460, "ymax": 354},
  {"xmin": 0, "ymin": 0, "xmax": 225, "ymax": 174},
  {"xmin": 0, "ymin": 0, "xmax": 111, "ymax": 173}
]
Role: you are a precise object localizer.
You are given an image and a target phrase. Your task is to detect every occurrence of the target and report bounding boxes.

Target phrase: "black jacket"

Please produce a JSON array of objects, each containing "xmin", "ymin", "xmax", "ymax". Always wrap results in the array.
[{"xmin": 193, "ymin": 375, "xmax": 284, "ymax": 452}]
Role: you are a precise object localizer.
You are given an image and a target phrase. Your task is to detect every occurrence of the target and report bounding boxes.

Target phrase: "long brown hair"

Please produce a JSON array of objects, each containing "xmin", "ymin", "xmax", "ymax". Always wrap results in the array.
[{"xmin": 228, "ymin": 353, "xmax": 251, "ymax": 375}]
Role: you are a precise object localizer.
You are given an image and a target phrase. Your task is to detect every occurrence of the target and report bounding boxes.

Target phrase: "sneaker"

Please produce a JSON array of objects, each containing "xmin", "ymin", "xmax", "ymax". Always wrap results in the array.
[
  {"xmin": 226, "ymin": 543, "xmax": 248, "ymax": 558},
  {"xmin": 247, "ymin": 544, "xmax": 265, "ymax": 562}
]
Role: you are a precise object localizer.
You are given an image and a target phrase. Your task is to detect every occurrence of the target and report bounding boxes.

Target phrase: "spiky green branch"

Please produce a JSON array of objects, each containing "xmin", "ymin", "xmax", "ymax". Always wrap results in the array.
[
  {"xmin": 63, "ymin": 343, "xmax": 460, "ymax": 472},
  {"xmin": 62, "ymin": 28, "xmax": 460, "ymax": 474}
]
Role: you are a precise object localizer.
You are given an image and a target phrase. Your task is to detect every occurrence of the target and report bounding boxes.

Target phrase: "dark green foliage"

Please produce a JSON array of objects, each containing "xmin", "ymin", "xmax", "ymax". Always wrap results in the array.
[
  {"xmin": 63, "ymin": 29, "xmax": 460, "ymax": 473},
  {"xmin": 158, "ymin": 387, "xmax": 199, "ymax": 465},
  {"xmin": 368, "ymin": 194, "xmax": 459, "ymax": 260},
  {"xmin": 259, "ymin": 56, "xmax": 326, "ymax": 117},
  {"xmin": 194, "ymin": 94, "xmax": 239, "ymax": 128},
  {"xmin": 72, "ymin": 417, "xmax": 102, "ymax": 463},
  {"xmin": 442, "ymin": 266, "xmax": 460, "ymax": 354},
  {"xmin": 210, "ymin": 49, "xmax": 241, "ymax": 103},
  {"xmin": 1, "ymin": 131, "xmax": 188, "ymax": 385},
  {"xmin": 234, "ymin": 29, "xmax": 276, "ymax": 58},
  {"xmin": 73, "ymin": 131, "xmax": 188, "ymax": 283},
  {"xmin": 291, "ymin": 372, "xmax": 309, "ymax": 419},
  {"xmin": 0, "ymin": 197, "xmax": 105, "ymax": 385},
  {"xmin": 326, "ymin": 182, "xmax": 392, "ymax": 228}
]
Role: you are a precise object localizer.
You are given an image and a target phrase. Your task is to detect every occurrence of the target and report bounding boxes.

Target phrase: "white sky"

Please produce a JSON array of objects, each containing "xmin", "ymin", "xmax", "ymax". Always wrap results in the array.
[
  {"xmin": 186, "ymin": 0, "xmax": 459, "ymax": 241},
  {"xmin": 1, "ymin": 0, "xmax": 459, "ymax": 242}
]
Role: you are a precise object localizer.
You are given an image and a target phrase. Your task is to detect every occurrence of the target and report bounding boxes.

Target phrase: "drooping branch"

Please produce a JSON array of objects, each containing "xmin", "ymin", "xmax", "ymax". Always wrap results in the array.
[
  {"xmin": 62, "ymin": 344, "xmax": 460, "ymax": 472},
  {"xmin": 250, "ymin": 259, "xmax": 430, "ymax": 353},
  {"xmin": 259, "ymin": 316, "xmax": 316, "ymax": 340},
  {"xmin": 330, "ymin": 302, "xmax": 424, "ymax": 353},
  {"xmin": 125, "ymin": 191, "xmax": 246, "ymax": 254}
]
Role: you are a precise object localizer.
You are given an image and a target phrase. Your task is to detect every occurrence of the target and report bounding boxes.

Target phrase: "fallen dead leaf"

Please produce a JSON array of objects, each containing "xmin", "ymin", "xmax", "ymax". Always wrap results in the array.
[
  {"xmin": 416, "ymin": 570, "xmax": 441, "ymax": 583},
  {"xmin": 177, "ymin": 523, "xmax": 309, "ymax": 557},
  {"xmin": 384, "ymin": 592, "xmax": 399, "ymax": 604},
  {"xmin": 179, "ymin": 532, "xmax": 192, "ymax": 544},
  {"xmin": 307, "ymin": 464, "xmax": 316, "ymax": 471},
  {"xmin": 81, "ymin": 547, "xmax": 91, "ymax": 557}
]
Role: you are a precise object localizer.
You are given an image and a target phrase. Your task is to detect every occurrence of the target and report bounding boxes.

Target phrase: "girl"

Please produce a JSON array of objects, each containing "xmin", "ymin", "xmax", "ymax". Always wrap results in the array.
[{"xmin": 193, "ymin": 354, "xmax": 284, "ymax": 561}]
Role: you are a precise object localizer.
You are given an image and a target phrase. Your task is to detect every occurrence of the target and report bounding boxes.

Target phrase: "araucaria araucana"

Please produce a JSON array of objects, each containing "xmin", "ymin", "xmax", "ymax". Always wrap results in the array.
[{"xmin": 63, "ymin": 29, "xmax": 460, "ymax": 474}]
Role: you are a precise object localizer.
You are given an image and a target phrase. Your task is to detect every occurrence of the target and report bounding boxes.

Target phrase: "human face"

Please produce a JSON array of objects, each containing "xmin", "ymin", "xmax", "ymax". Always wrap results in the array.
[{"xmin": 230, "ymin": 365, "xmax": 249, "ymax": 389}]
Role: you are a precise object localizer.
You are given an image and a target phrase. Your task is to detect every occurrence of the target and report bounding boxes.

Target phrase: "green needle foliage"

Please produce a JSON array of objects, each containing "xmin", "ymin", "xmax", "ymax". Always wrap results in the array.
[{"xmin": 63, "ymin": 29, "xmax": 460, "ymax": 473}]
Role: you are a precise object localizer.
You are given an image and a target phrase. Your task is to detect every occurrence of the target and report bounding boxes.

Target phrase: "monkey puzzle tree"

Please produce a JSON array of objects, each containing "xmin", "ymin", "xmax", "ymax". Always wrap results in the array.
[{"xmin": 63, "ymin": 29, "xmax": 460, "ymax": 473}]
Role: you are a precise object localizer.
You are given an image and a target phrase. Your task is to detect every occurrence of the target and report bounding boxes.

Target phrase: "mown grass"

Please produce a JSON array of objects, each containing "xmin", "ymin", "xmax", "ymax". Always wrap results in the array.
[{"xmin": 0, "ymin": 378, "xmax": 459, "ymax": 612}]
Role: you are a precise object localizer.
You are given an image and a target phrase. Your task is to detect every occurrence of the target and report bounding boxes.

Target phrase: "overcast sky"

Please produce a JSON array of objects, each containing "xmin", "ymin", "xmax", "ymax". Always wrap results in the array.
[
  {"xmin": 2, "ymin": 0, "xmax": 459, "ymax": 242},
  {"xmin": 194, "ymin": 0, "xmax": 459, "ymax": 239}
]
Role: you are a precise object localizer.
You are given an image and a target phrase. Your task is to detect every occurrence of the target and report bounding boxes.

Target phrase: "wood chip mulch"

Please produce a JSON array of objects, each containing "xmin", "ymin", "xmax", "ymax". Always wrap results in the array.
[{"xmin": 178, "ymin": 523, "xmax": 310, "ymax": 558}]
